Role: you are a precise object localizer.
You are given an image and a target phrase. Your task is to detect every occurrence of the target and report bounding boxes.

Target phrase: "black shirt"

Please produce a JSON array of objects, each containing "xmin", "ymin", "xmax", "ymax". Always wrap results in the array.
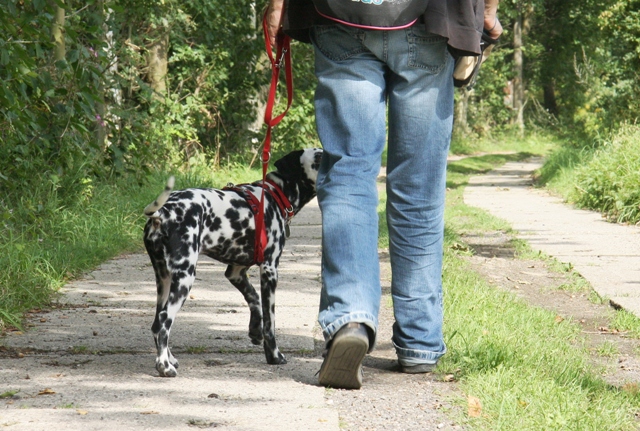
[{"xmin": 283, "ymin": 0, "xmax": 485, "ymax": 55}]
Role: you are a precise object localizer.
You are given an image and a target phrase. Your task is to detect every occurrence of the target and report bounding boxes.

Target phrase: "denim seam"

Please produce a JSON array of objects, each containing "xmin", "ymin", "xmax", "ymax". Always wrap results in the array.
[
  {"xmin": 392, "ymin": 339, "xmax": 447, "ymax": 362},
  {"xmin": 321, "ymin": 312, "xmax": 378, "ymax": 345}
]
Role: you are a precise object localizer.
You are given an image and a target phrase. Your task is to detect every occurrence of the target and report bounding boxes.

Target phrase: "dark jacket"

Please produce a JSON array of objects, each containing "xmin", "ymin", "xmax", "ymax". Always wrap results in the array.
[{"xmin": 283, "ymin": 0, "xmax": 485, "ymax": 55}]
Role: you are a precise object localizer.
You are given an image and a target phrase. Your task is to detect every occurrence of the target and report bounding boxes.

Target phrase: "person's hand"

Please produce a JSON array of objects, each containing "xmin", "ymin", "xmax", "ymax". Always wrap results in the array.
[
  {"xmin": 266, "ymin": 0, "xmax": 285, "ymax": 47},
  {"xmin": 483, "ymin": 0, "xmax": 503, "ymax": 40}
]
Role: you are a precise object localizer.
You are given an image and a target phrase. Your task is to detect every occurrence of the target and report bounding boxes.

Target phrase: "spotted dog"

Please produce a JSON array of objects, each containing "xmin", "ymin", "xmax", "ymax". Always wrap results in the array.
[{"xmin": 143, "ymin": 148, "xmax": 322, "ymax": 377}]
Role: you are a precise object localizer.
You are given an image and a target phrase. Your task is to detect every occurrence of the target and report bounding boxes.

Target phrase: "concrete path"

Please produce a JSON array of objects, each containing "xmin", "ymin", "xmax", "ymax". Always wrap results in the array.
[
  {"xmin": 464, "ymin": 157, "xmax": 640, "ymax": 316},
  {"xmin": 0, "ymin": 200, "xmax": 340, "ymax": 431}
]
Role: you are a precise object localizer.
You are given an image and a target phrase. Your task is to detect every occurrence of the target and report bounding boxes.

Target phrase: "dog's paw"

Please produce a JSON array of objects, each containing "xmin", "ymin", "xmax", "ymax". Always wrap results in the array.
[
  {"xmin": 266, "ymin": 350, "xmax": 287, "ymax": 365},
  {"xmin": 168, "ymin": 352, "xmax": 179, "ymax": 369},
  {"xmin": 249, "ymin": 329, "xmax": 263, "ymax": 345},
  {"xmin": 156, "ymin": 360, "xmax": 178, "ymax": 377}
]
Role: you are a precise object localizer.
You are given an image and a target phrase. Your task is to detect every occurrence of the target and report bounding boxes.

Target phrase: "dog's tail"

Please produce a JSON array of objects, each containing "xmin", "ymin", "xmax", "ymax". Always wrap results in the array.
[{"xmin": 144, "ymin": 176, "xmax": 175, "ymax": 217}]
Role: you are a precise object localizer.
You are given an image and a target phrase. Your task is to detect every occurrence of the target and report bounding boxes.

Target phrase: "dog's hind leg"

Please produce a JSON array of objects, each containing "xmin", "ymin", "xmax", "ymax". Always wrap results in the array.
[
  {"xmin": 225, "ymin": 265, "xmax": 263, "ymax": 345},
  {"xmin": 151, "ymin": 251, "xmax": 197, "ymax": 377},
  {"xmin": 145, "ymin": 235, "xmax": 180, "ymax": 375},
  {"xmin": 260, "ymin": 262, "xmax": 287, "ymax": 365}
]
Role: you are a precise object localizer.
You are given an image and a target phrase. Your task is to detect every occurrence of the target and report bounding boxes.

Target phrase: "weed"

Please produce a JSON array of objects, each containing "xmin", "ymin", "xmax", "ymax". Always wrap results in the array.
[
  {"xmin": 611, "ymin": 309, "xmax": 640, "ymax": 339},
  {"xmin": 70, "ymin": 346, "xmax": 89, "ymax": 354},
  {"xmin": 595, "ymin": 341, "xmax": 619, "ymax": 357},
  {"xmin": 0, "ymin": 390, "xmax": 18, "ymax": 399},
  {"xmin": 185, "ymin": 346, "xmax": 208, "ymax": 354}
]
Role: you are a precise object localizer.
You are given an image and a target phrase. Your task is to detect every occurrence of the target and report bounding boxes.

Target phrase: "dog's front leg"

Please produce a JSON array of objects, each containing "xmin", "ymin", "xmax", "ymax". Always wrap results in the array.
[
  {"xmin": 259, "ymin": 262, "xmax": 287, "ymax": 364},
  {"xmin": 225, "ymin": 265, "xmax": 263, "ymax": 345}
]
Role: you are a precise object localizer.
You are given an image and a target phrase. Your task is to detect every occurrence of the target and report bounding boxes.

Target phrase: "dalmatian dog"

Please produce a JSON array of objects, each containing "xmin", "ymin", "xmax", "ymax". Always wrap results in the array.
[{"xmin": 143, "ymin": 148, "xmax": 322, "ymax": 377}]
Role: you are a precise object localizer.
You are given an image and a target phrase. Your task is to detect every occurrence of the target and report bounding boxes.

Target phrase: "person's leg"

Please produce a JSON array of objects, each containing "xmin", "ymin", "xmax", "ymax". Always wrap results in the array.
[
  {"xmin": 312, "ymin": 25, "xmax": 387, "ymax": 346},
  {"xmin": 384, "ymin": 25, "xmax": 455, "ymax": 369}
]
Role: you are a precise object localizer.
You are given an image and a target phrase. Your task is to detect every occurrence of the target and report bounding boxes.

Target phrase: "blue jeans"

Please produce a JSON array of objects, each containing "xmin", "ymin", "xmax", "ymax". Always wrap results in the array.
[{"xmin": 311, "ymin": 23, "xmax": 454, "ymax": 365}]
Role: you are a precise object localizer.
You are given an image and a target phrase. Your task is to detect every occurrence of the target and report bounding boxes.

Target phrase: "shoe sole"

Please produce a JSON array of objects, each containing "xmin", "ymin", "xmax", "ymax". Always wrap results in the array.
[
  {"xmin": 400, "ymin": 363, "xmax": 436, "ymax": 374},
  {"xmin": 318, "ymin": 333, "xmax": 368, "ymax": 389}
]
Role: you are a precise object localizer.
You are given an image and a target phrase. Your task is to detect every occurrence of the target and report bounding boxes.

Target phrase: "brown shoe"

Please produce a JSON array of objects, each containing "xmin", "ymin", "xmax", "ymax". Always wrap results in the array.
[{"xmin": 318, "ymin": 322, "xmax": 369, "ymax": 389}]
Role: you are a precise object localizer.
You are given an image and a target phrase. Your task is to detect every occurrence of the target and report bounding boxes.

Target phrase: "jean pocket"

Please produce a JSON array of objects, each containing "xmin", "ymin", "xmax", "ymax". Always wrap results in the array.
[
  {"xmin": 311, "ymin": 25, "xmax": 367, "ymax": 62},
  {"xmin": 407, "ymin": 27, "xmax": 447, "ymax": 73}
]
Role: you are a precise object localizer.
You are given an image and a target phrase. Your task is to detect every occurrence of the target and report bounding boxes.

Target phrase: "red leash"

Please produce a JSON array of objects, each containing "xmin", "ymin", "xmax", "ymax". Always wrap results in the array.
[{"xmin": 253, "ymin": 11, "xmax": 293, "ymax": 264}]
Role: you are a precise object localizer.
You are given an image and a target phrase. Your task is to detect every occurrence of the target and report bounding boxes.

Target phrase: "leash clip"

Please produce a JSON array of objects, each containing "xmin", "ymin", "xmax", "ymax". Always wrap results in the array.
[{"xmin": 276, "ymin": 47, "xmax": 288, "ymax": 70}]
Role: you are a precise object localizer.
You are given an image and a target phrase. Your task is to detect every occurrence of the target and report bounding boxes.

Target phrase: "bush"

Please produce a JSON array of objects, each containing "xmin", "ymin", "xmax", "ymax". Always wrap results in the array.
[{"xmin": 571, "ymin": 125, "xmax": 640, "ymax": 223}]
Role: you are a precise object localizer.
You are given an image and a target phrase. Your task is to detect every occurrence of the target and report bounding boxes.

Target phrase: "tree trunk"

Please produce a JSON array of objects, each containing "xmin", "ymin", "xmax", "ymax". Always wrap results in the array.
[
  {"xmin": 513, "ymin": 9, "xmax": 525, "ymax": 133},
  {"xmin": 52, "ymin": 1, "xmax": 65, "ymax": 62},
  {"xmin": 96, "ymin": 3, "xmax": 122, "ymax": 149},
  {"xmin": 147, "ymin": 23, "xmax": 169, "ymax": 101}
]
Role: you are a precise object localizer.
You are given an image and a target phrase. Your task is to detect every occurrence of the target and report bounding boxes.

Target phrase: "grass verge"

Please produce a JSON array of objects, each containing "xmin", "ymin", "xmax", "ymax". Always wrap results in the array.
[
  {"xmin": 378, "ymin": 146, "xmax": 640, "ymax": 429},
  {"xmin": 443, "ymin": 154, "xmax": 640, "ymax": 429},
  {"xmin": 538, "ymin": 125, "xmax": 640, "ymax": 224},
  {"xmin": 0, "ymin": 165, "xmax": 259, "ymax": 330}
]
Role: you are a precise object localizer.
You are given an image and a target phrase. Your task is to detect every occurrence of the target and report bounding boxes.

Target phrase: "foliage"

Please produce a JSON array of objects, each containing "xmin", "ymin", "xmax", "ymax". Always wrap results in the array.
[
  {"xmin": 0, "ymin": 1, "xmax": 108, "ymax": 205},
  {"xmin": 570, "ymin": 125, "xmax": 640, "ymax": 223},
  {"xmin": 462, "ymin": 0, "xmax": 639, "ymax": 139}
]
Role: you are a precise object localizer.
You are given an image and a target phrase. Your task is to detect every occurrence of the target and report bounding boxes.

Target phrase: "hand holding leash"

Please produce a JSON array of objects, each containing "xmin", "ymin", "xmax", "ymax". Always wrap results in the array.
[{"xmin": 266, "ymin": 0, "xmax": 285, "ymax": 47}]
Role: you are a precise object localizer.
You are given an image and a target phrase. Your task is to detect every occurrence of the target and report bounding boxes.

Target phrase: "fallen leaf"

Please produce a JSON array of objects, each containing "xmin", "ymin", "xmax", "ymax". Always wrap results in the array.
[
  {"xmin": 555, "ymin": 315, "xmax": 565, "ymax": 323},
  {"xmin": 141, "ymin": 411, "xmax": 159, "ymax": 415},
  {"xmin": 40, "ymin": 318, "xmax": 47, "ymax": 323},
  {"xmin": 76, "ymin": 410, "xmax": 88, "ymax": 415},
  {"xmin": 622, "ymin": 383, "xmax": 639, "ymax": 395},
  {"xmin": 443, "ymin": 374, "xmax": 456, "ymax": 382},
  {"xmin": 468, "ymin": 395, "xmax": 482, "ymax": 417},
  {"xmin": 38, "ymin": 388, "xmax": 56, "ymax": 395}
]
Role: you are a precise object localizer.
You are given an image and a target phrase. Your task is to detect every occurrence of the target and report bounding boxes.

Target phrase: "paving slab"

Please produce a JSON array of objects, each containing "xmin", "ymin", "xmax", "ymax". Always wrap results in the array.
[{"xmin": 464, "ymin": 158, "xmax": 640, "ymax": 315}]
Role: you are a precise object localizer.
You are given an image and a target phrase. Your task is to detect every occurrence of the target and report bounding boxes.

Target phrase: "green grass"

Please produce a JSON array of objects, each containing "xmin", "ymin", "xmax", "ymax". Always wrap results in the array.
[
  {"xmin": 376, "ymin": 139, "xmax": 640, "ymax": 429},
  {"xmin": 0, "ymin": 390, "xmax": 19, "ymax": 399},
  {"xmin": 539, "ymin": 125, "xmax": 640, "ymax": 224},
  {"xmin": 450, "ymin": 130, "xmax": 557, "ymax": 156},
  {"xmin": 0, "ymin": 164, "xmax": 260, "ymax": 330},
  {"xmin": 442, "ymin": 154, "xmax": 640, "ymax": 430}
]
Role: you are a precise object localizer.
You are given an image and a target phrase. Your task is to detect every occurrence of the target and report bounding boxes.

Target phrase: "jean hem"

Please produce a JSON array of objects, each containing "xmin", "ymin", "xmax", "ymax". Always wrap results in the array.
[
  {"xmin": 392, "ymin": 340, "xmax": 446, "ymax": 364},
  {"xmin": 321, "ymin": 312, "xmax": 378, "ymax": 352}
]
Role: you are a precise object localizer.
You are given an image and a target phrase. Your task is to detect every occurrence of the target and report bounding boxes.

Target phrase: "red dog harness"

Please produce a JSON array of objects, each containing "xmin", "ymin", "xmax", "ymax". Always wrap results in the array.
[{"xmin": 223, "ymin": 180, "xmax": 294, "ymax": 264}]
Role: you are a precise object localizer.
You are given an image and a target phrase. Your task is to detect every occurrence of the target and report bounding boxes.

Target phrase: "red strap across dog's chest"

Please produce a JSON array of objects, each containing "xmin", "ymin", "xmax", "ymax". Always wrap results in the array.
[
  {"xmin": 223, "ymin": 182, "xmax": 293, "ymax": 265},
  {"xmin": 223, "ymin": 185, "xmax": 268, "ymax": 264}
]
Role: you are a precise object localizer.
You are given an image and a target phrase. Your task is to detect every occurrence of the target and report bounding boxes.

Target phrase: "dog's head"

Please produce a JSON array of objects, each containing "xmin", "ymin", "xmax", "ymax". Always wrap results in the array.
[{"xmin": 270, "ymin": 148, "xmax": 323, "ymax": 210}]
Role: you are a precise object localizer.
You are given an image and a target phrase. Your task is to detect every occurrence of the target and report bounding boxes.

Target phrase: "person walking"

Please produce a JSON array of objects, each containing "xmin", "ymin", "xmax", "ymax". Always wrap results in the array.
[{"xmin": 267, "ymin": 0, "xmax": 502, "ymax": 389}]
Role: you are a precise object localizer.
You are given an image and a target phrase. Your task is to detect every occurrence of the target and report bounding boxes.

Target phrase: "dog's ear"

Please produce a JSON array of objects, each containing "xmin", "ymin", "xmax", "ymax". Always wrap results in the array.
[{"xmin": 274, "ymin": 150, "xmax": 304, "ymax": 180}]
